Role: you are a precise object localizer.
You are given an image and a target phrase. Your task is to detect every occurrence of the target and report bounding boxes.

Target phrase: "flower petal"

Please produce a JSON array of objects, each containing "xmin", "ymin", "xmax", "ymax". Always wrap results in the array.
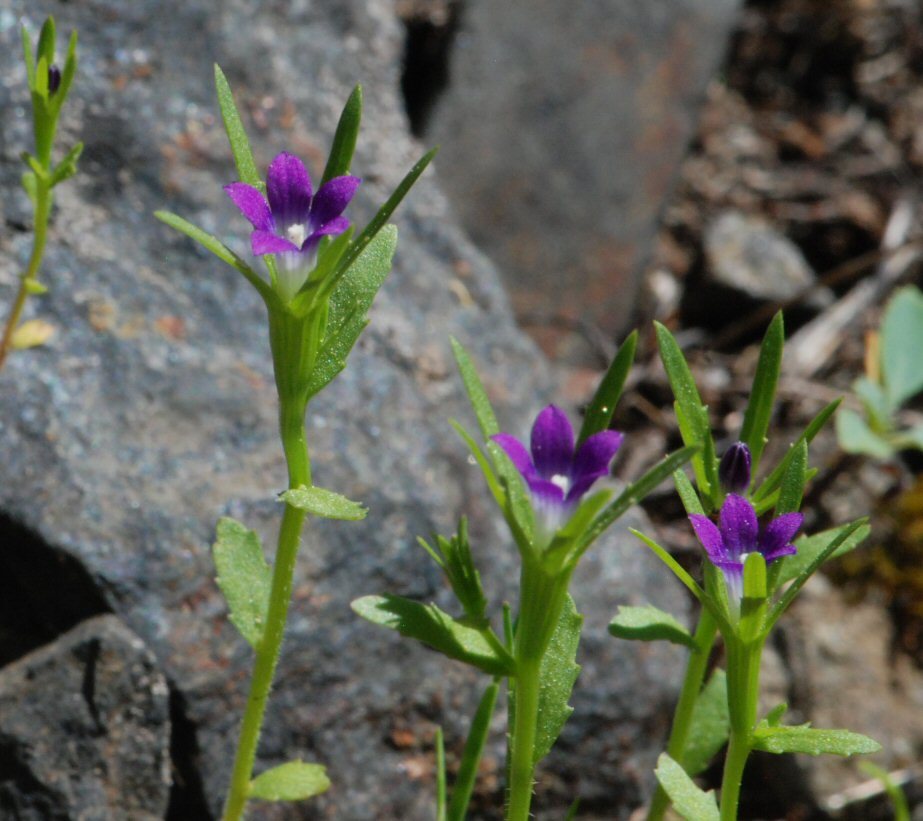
[
  {"xmin": 572, "ymin": 430, "xmax": 623, "ymax": 484},
  {"xmin": 530, "ymin": 405, "xmax": 574, "ymax": 479},
  {"xmin": 310, "ymin": 175, "xmax": 361, "ymax": 229},
  {"xmin": 527, "ymin": 476, "xmax": 567, "ymax": 507},
  {"xmin": 491, "ymin": 434, "xmax": 536, "ymax": 480},
  {"xmin": 759, "ymin": 512, "xmax": 803, "ymax": 561},
  {"xmin": 267, "ymin": 152, "xmax": 313, "ymax": 227},
  {"xmin": 689, "ymin": 514, "xmax": 728, "ymax": 563},
  {"xmin": 302, "ymin": 216, "xmax": 351, "ymax": 253},
  {"xmin": 251, "ymin": 229, "xmax": 299, "ymax": 256},
  {"xmin": 224, "ymin": 183, "xmax": 272, "ymax": 231},
  {"xmin": 719, "ymin": 494, "xmax": 758, "ymax": 560}
]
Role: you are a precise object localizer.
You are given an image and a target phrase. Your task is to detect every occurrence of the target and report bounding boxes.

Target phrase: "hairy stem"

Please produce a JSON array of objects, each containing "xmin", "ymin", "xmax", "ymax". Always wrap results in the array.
[{"xmin": 222, "ymin": 397, "xmax": 311, "ymax": 820}]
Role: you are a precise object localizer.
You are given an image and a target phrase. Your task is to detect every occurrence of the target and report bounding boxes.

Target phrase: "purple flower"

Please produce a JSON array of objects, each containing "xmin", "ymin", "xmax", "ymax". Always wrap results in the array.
[
  {"xmin": 224, "ymin": 152, "xmax": 360, "ymax": 299},
  {"xmin": 689, "ymin": 494, "xmax": 802, "ymax": 604},
  {"xmin": 719, "ymin": 442, "xmax": 751, "ymax": 494},
  {"xmin": 492, "ymin": 405, "xmax": 623, "ymax": 543},
  {"xmin": 48, "ymin": 64, "xmax": 62, "ymax": 96}
]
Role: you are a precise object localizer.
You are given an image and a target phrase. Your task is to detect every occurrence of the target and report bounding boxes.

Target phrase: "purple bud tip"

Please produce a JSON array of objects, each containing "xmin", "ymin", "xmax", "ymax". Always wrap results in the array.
[
  {"xmin": 48, "ymin": 65, "xmax": 62, "ymax": 95},
  {"xmin": 719, "ymin": 442, "xmax": 752, "ymax": 494}
]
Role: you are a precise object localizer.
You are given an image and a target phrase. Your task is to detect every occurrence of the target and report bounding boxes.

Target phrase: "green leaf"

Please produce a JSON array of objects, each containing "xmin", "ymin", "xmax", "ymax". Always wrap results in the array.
[
  {"xmin": 753, "ymin": 399, "xmax": 840, "ymax": 503},
  {"xmin": 882, "ymin": 286, "xmax": 923, "ymax": 408},
  {"xmin": 212, "ymin": 517, "xmax": 271, "ymax": 648},
  {"xmin": 776, "ymin": 439, "xmax": 807, "ymax": 515},
  {"xmin": 771, "ymin": 519, "xmax": 870, "ymax": 589},
  {"xmin": 532, "ymin": 595, "xmax": 582, "ymax": 765},
  {"xmin": 767, "ymin": 519, "xmax": 868, "ymax": 628},
  {"xmin": 682, "ymin": 670, "xmax": 730, "ymax": 776},
  {"xmin": 860, "ymin": 762, "xmax": 911, "ymax": 821},
  {"xmin": 673, "ymin": 469, "xmax": 706, "ymax": 516},
  {"xmin": 449, "ymin": 420, "xmax": 504, "ymax": 509},
  {"xmin": 487, "ymin": 440, "xmax": 535, "ymax": 550},
  {"xmin": 321, "ymin": 85, "xmax": 362, "ymax": 185},
  {"xmin": 21, "ymin": 25, "xmax": 36, "ymax": 89},
  {"xmin": 49, "ymin": 141, "xmax": 83, "ymax": 187},
  {"xmin": 544, "ymin": 490, "xmax": 611, "ymax": 571},
  {"xmin": 249, "ymin": 761, "xmax": 330, "ymax": 801},
  {"xmin": 154, "ymin": 210, "xmax": 272, "ymax": 300},
  {"xmin": 575, "ymin": 445, "xmax": 698, "ymax": 557},
  {"xmin": 21, "ymin": 171, "xmax": 38, "ymax": 205},
  {"xmin": 280, "ymin": 485, "xmax": 367, "ymax": 520},
  {"xmin": 214, "ymin": 64, "xmax": 262, "ymax": 191},
  {"xmin": 351, "ymin": 595, "xmax": 515, "ymax": 676},
  {"xmin": 23, "ymin": 279, "xmax": 48, "ymax": 296},
  {"xmin": 655, "ymin": 322, "xmax": 719, "ymax": 503},
  {"xmin": 326, "ymin": 148, "xmax": 437, "ymax": 297},
  {"xmin": 447, "ymin": 681, "xmax": 500, "ymax": 821},
  {"xmin": 854, "ymin": 376, "xmax": 892, "ymax": 430},
  {"xmin": 304, "ymin": 226, "xmax": 397, "ymax": 398},
  {"xmin": 753, "ymin": 723, "xmax": 881, "ymax": 756},
  {"xmin": 37, "ymin": 17, "xmax": 56, "ymax": 68},
  {"xmin": 449, "ymin": 337, "xmax": 500, "ymax": 439},
  {"xmin": 654, "ymin": 753, "xmax": 720, "ymax": 821},
  {"xmin": 576, "ymin": 330, "xmax": 636, "ymax": 446},
  {"xmin": 608, "ymin": 604, "xmax": 695, "ymax": 648},
  {"xmin": 740, "ymin": 312, "xmax": 784, "ymax": 474},
  {"xmin": 836, "ymin": 408, "xmax": 894, "ymax": 458}
]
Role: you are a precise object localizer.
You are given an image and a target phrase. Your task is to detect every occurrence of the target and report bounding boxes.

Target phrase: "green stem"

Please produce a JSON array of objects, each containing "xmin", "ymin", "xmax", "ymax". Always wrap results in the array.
[
  {"xmin": 0, "ymin": 179, "xmax": 51, "ymax": 372},
  {"xmin": 222, "ymin": 397, "xmax": 311, "ymax": 821},
  {"xmin": 506, "ymin": 563, "xmax": 570, "ymax": 821},
  {"xmin": 718, "ymin": 637, "xmax": 764, "ymax": 821},
  {"xmin": 647, "ymin": 610, "xmax": 718, "ymax": 821}
]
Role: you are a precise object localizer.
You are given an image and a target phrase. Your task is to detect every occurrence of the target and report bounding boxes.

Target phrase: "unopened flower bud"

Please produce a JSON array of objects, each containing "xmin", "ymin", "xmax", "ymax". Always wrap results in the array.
[
  {"xmin": 719, "ymin": 442, "xmax": 751, "ymax": 494},
  {"xmin": 48, "ymin": 64, "xmax": 62, "ymax": 95}
]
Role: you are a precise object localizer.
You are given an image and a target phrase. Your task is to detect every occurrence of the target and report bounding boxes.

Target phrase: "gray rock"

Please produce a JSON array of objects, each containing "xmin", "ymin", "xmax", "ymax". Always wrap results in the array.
[
  {"xmin": 1, "ymin": 1, "xmax": 685, "ymax": 817},
  {"xmin": 0, "ymin": 615, "xmax": 171, "ymax": 820},
  {"xmin": 704, "ymin": 210, "xmax": 833, "ymax": 307},
  {"xmin": 429, "ymin": 0, "xmax": 744, "ymax": 356}
]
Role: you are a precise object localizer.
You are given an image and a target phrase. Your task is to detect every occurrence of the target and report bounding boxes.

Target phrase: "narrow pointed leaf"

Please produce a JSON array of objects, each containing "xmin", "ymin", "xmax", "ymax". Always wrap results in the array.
[
  {"xmin": 37, "ymin": 17, "xmax": 56, "ymax": 67},
  {"xmin": 22, "ymin": 26, "xmax": 35, "ymax": 89},
  {"xmin": 51, "ymin": 30, "xmax": 78, "ymax": 116},
  {"xmin": 740, "ymin": 312, "xmax": 784, "ymax": 474},
  {"xmin": 321, "ymin": 84, "xmax": 362, "ymax": 184},
  {"xmin": 682, "ymin": 670, "xmax": 730, "ymax": 776},
  {"xmin": 280, "ymin": 485, "xmax": 367, "ymax": 520},
  {"xmin": 753, "ymin": 724, "xmax": 881, "ymax": 756},
  {"xmin": 608, "ymin": 604, "xmax": 695, "ymax": 648},
  {"xmin": 576, "ymin": 445, "xmax": 698, "ymax": 555},
  {"xmin": 768, "ymin": 519, "xmax": 867, "ymax": 628},
  {"xmin": 304, "ymin": 226, "xmax": 397, "ymax": 398},
  {"xmin": 214, "ymin": 64, "xmax": 262, "ymax": 191},
  {"xmin": 487, "ymin": 440, "xmax": 535, "ymax": 549},
  {"xmin": 351, "ymin": 595, "xmax": 515, "ymax": 676},
  {"xmin": 532, "ymin": 594, "xmax": 582, "ymax": 765},
  {"xmin": 776, "ymin": 439, "xmax": 807, "ymax": 515},
  {"xmin": 447, "ymin": 681, "xmax": 500, "ymax": 821},
  {"xmin": 654, "ymin": 754, "xmax": 720, "ymax": 821},
  {"xmin": 154, "ymin": 210, "xmax": 272, "ymax": 300},
  {"xmin": 770, "ymin": 520, "xmax": 869, "ymax": 589},
  {"xmin": 449, "ymin": 420, "xmax": 503, "ymax": 509},
  {"xmin": 435, "ymin": 727, "xmax": 447, "ymax": 821},
  {"xmin": 753, "ymin": 399, "xmax": 839, "ymax": 503},
  {"xmin": 655, "ymin": 322, "xmax": 719, "ymax": 501},
  {"xmin": 450, "ymin": 337, "xmax": 500, "ymax": 439},
  {"xmin": 327, "ymin": 148, "xmax": 436, "ymax": 294},
  {"xmin": 49, "ymin": 141, "xmax": 83, "ymax": 187},
  {"xmin": 673, "ymin": 468, "xmax": 706, "ymax": 516},
  {"xmin": 21, "ymin": 171, "xmax": 38, "ymax": 205},
  {"xmin": 249, "ymin": 761, "xmax": 330, "ymax": 801},
  {"xmin": 577, "ymin": 330, "xmax": 636, "ymax": 446},
  {"xmin": 213, "ymin": 517, "xmax": 271, "ymax": 648}
]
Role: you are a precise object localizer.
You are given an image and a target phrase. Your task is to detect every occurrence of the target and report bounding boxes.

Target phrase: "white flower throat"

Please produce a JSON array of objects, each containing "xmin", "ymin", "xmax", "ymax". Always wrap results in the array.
[
  {"xmin": 286, "ymin": 222, "xmax": 307, "ymax": 248},
  {"xmin": 551, "ymin": 473, "xmax": 570, "ymax": 493}
]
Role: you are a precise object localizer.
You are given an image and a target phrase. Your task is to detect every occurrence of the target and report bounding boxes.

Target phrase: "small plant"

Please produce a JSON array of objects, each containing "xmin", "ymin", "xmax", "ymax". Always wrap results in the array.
[
  {"xmin": 156, "ymin": 68, "xmax": 434, "ymax": 819},
  {"xmin": 612, "ymin": 315, "xmax": 880, "ymax": 821},
  {"xmin": 0, "ymin": 17, "xmax": 81, "ymax": 371},
  {"xmin": 353, "ymin": 333, "xmax": 696, "ymax": 820},
  {"xmin": 837, "ymin": 285, "xmax": 923, "ymax": 458}
]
